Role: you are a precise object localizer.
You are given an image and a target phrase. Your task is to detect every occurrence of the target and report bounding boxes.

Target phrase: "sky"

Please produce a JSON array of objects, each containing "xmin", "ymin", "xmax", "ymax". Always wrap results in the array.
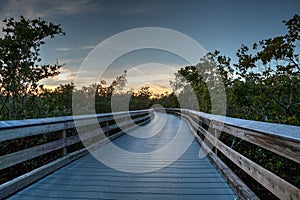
[{"xmin": 0, "ymin": 0, "xmax": 299, "ymax": 93}]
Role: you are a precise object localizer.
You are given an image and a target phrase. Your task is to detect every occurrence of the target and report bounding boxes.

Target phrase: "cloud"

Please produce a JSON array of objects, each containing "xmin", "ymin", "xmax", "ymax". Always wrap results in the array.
[
  {"xmin": 55, "ymin": 47, "xmax": 72, "ymax": 51},
  {"xmin": 55, "ymin": 45, "xmax": 94, "ymax": 53},
  {"xmin": 55, "ymin": 68, "xmax": 77, "ymax": 81},
  {"xmin": 80, "ymin": 45, "xmax": 95, "ymax": 50},
  {"xmin": 0, "ymin": 0, "xmax": 100, "ymax": 19},
  {"xmin": 0, "ymin": 0, "xmax": 157, "ymax": 21},
  {"xmin": 59, "ymin": 58, "xmax": 83, "ymax": 65}
]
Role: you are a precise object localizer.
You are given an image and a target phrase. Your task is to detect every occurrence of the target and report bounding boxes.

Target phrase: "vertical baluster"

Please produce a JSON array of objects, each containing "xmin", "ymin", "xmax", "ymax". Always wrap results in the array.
[
  {"xmin": 214, "ymin": 129, "xmax": 221, "ymax": 155},
  {"xmin": 106, "ymin": 120, "xmax": 109, "ymax": 136},
  {"xmin": 60, "ymin": 129, "xmax": 67, "ymax": 156}
]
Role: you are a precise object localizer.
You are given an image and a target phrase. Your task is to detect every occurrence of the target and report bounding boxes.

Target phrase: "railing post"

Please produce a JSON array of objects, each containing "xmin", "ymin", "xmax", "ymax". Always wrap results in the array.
[
  {"xmin": 214, "ymin": 129, "xmax": 221, "ymax": 155},
  {"xmin": 211, "ymin": 120, "xmax": 221, "ymax": 155},
  {"xmin": 60, "ymin": 129, "xmax": 67, "ymax": 156},
  {"xmin": 126, "ymin": 114, "xmax": 132, "ymax": 129},
  {"xmin": 106, "ymin": 120, "xmax": 109, "ymax": 136}
]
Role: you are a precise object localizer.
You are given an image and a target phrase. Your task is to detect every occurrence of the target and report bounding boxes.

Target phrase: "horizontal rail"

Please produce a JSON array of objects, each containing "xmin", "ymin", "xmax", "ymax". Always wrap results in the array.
[
  {"xmin": 0, "ymin": 109, "xmax": 153, "ymax": 199},
  {"xmin": 175, "ymin": 108, "xmax": 300, "ymax": 164},
  {"xmin": 165, "ymin": 108, "xmax": 300, "ymax": 200},
  {"xmin": 0, "ymin": 110, "xmax": 150, "ymax": 142}
]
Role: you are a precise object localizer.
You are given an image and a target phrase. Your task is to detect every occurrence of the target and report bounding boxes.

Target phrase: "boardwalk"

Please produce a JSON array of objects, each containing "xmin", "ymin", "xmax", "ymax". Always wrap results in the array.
[{"xmin": 8, "ymin": 112, "xmax": 236, "ymax": 200}]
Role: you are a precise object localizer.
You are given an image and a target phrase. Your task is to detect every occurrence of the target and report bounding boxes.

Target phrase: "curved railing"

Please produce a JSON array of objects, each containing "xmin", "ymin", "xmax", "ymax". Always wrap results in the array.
[
  {"xmin": 1, "ymin": 108, "xmax": 299, "ymax": 200},
  {"xmin": 165, "ymin": 108, "xmax": 300, "ymax": 200},
  {"xmin": 0, "ymin": 110, "xmax": 153, "ymax": 199}
]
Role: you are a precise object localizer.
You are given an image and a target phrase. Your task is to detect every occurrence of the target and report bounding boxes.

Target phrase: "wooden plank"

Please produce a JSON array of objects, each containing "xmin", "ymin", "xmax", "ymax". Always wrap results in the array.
[
  {"xmin": 0, "ymin": 138, "xmax": 66, "ymax": 170},
  {"xmin": 0, "ymin": 114, "xmax": 152, "ymax": 199},
  {"xmin": 174, "ymin": 109, "xmax": 300, "ymax": 163},
  {"xmin": 0, "ymin": 110, "xmax": 151, "ymax": 142},
  {"xmin": 0, "ymin": 134, "xmax": 93, "ymax": 171},
  {"xmin": 0, "ymin": 123, "xmax": 65, "ymax": 142},
  {"xmin": 0, "ymin": 148, "xmax": 89, "ymax": 199},
  {"xmin": 182, "ymin": 113, "xmax": 300, "ymax": 200},
  {"xmin": 7, "ymin": 112, "xmax": 236, "ymax": 200},
  {"xmin": 0, "ymin": 120, "xmax": 148, "ymax": 199},
  {"xmin": 0, "ymin": 113, "xmax": 152, "ymax": 171},
  {"xmin": 179, "ymin": 114, "xmax": 259, "ymax": 200},
  {"xmin": 66, "ymin": 135, "xmax": 81, "ymax": 146},
  {"xmin": 0, "ymin": 110, "xmax": 152, "ymax": 199},
  {"xmin": 182, "ymin": 108, "xmax": 300, "ymax": 142},
  {"xmin": 219, "ymin": 123, "xmax": 300, "ymax": 164},
  {"xmin": 0, "ymin": 110, "xmax": 150, "ymax": 130},
  {"xmin": 60, "ymin": 130, "xmax": 67, "ymax": 156}
]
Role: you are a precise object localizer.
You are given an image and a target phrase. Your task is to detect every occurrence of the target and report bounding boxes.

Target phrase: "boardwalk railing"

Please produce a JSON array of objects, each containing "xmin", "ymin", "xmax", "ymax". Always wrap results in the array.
[
  {"xmin": 165, "ymin": 108, "xmax": 300, "ymax": 200},
  {"xmin": 0, "ymin": 110, "xmax": 153, "ymax": 199}
]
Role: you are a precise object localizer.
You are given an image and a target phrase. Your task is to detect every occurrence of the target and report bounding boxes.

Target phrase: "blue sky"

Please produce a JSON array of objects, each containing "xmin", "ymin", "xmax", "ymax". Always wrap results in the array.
[{"xmin": 0, "ymin": 0, "xmax": 299, "ymax": 93}]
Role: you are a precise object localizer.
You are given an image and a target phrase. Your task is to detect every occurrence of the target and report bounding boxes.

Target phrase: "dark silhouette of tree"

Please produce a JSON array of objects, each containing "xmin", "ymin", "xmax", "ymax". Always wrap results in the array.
[
  {"xmin": 233, "ymin": 14, "xmax": 300, "ymax": 123},
  {"xmin": 0, "ymin": 16, "xmax": 65, "ymax": 119},
  {"xmin": 173, "ymin": 14, "xmax": 300, "ymax": 125}
]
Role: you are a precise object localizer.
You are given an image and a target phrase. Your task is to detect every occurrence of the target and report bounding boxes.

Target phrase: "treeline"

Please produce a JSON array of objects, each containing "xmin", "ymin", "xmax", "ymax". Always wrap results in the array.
[
  {"xmin": 170, "ymin": 14, "xmax": 300, "ymax": 126},
  {"xmin": 0, "ymin": 69, "xmax": 177, "ymax": 119},
  {"xmin": 0, "ymin": 16, "xmax": 168, "ymax": 120},
  {"xmin": 0, "ymin": 15, "xmax": 299, "ymax": 126}
]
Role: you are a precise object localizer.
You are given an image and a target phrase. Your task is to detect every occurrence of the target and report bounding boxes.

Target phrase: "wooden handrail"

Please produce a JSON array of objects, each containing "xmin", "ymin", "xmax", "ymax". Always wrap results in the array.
[
  {"xmin": 165, "ymin": 108, "xmax": 300, "ymax": 200},
  {"xmin": 0, "ymin": 110, "xmax": 151, "ymax": 142},
  {"xmin": 0, "ymin": 109, "xmax": 153, "ymax": 199},
  {"xmin": 1, "ymin": 108, "xmax": 299, "ymax": 199}
]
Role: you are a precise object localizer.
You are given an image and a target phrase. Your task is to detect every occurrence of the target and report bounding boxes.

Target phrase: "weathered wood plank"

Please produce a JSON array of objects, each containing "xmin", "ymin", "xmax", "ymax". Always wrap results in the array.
[
  {"xmin": 0, "ymin": 114, "xmax": 152, "ymax": 199},
  {"xmin": 175, "ymin": 109, "xmax": 300, "ymax": 164},
  {"xmin": 0, "ymin": 138, "xmax": 66, "ymax": 170},
  {"xmin": 0, "ymin": 110, "xmax": 151, "ymax": 142},
  {"xmin": 220, "ymin": 124, "xmax": 300, "ymax": 164},
  {"xmin": 0, "ymin": 148, "xmax": 89, "ymax": 199},
  {"xmin": 179, "ymin": 114, "xmax": 259, "ymax": 200},
  {"xmin": 181, "ymin": 113, "xmax": 300, "ymax": 200},
  {"xmin": 0, "ymin": 123, "xmax": 65, "ymax": 142},
  {"xmin": 184, "ymin": 109, "xmax": 300, "ymax": 142},
  {"xmin": 0, "ymin": 113, "xmax": 152, "ymax": 171},
  {"xmin": 7, "ymin": 112, "xmax": 236, "ymax": 200}
]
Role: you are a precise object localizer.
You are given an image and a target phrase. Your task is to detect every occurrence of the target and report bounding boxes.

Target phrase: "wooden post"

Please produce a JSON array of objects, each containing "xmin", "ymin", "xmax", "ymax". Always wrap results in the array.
[
  {"xmin": 60, "ymin": 129, "xmax": 67, "ymax": 156},
  {"xmin": 106, "ymin": 121, "xmax": 109, "ymax": 136},
  {"xmin": 126, "ymin": 115, "xmax": 130, "ymax": 129},
  {"xmin": 214, "ymin": 128, "xmax": 221, "ymax": 155},
  {"xmin": 212, "ymin": 120, "xmax": 221, "ymax": 156}
]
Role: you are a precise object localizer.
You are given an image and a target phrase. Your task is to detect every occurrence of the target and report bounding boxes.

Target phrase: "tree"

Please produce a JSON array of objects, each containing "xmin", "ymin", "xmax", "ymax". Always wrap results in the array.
[
  {"xmin": 171, "ymin": 53, "xmax": 231, "ymax": 113},
  {"xmin": 71, "ymin": 71, "xmax": 128, "ymax": 114},
  {"xmin": 172, "ymin": 14, "xmax": 300, "ymax": 124},
  {"xmin": 0, "ymin": 16, "xmax": 65, "ymax": 119},
  {"xmin": 151, "ymin": 92, "xmax": 180, "ymax": 108},
  {"xmin": 233, "ymin": 14, "xmax": 300, "ymax": 123},
  {"xmin": 40, "ymin": 83, "xmax": 75, "ymax": 117},
  {"xmin": 129, "ymin": 86, "xmax": 153, "ymax": 110}
]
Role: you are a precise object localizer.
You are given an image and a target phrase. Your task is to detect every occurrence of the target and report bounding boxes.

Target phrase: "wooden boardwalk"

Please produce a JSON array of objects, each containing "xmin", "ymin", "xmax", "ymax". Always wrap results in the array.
[{"xmin": 8, "ymin": 112, "xmax": 236, "ymax": 200}]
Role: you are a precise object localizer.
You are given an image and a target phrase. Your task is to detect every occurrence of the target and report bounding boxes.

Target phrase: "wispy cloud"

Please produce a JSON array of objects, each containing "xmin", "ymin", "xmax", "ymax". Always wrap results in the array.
[
  {"xmin": 0, "ymin": 0, "xmax": 100, "ymax": 19},
  {"xmin": 55, "ymin": 45, "xmax": 94, "ymax": 52},
  {"xmin": 80, "ymin": 45, "xmax": 95, "ymax": 50},
  {"xmin": 58, "ymin": 58, "xmax": 84, "ymax": 65},
  {"xmin": 54, "ymin": 68, "xmax": 77, "ymax": 81},
  {"xmin": 55, "ymin": 47, "xmax": 72, "ymax": 51}
]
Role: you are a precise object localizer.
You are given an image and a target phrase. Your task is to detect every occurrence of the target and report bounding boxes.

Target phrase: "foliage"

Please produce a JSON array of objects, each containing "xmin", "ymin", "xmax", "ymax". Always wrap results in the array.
[
  {"xmin": 0, "ymin": 15, "xmax": 299, "ymax": 198},
  {"xmin": 232, "ymin": 14, "xmax": 300, "ymax": 124},
  {"xmin": 170, "ymin": 15, "xmax": 300, "ymax": 193},
  {"xmin": 172, "ymin": 15, "xmax": 300, "ymax": 125},
  {"xmin": 40, "ymin": 83, "xmax": 75, "ymax": 117},
  {"xmin": 0, "ymin": 16, "xmax": 65, "ymax": 119}
]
